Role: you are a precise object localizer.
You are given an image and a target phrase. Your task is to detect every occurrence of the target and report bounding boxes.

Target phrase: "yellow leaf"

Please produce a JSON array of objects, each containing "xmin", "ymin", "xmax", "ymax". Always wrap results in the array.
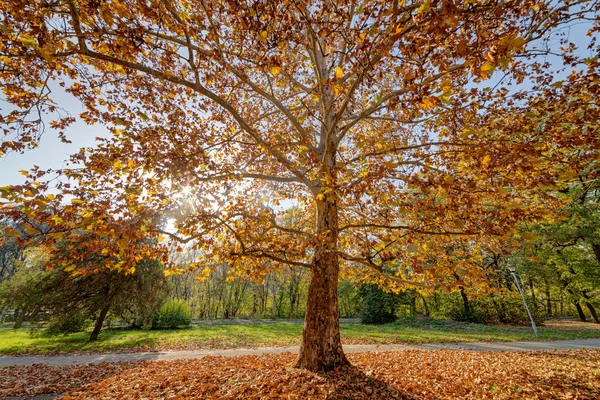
[
  {"xmin": 157, "ymin": 235, "xmax": 165, "ymax": 242},
  {"xmin": 522, "ymin": 231, "xmax": 536, "ymax": 241},
  {"xmin": 460, "ymin": 128, "xmax": 475, "ymax": 139},
  {"xmin": 374, "ymin": 242, "xmax": 386, "ymax": 251},
  {"xmin": 259, "ymin": 30, "xmax": 268, "ymax": 42},
  {"xmin": 481, "ymin": 62, "xmax": 495, "ymax": 74},
  {"xmin": 18, "ymin": 170, "xmax": 29, "ymax": 177},
  {"xmin": 417, "ymin": 0, "xmax": 431, "ymax": 14},
  {"xmin": 270, "ymin": 65, "xmax": 282, "ymax": 77},
  {"xmin": 335, "ymin": 66, "xmax": 344, "ymax": 79},
  {"xmin": 508, "ymin": 37, "xmax": 527, "ymax": 51},
  {"xmin": 481, "ymin": 154, "xmax": 491, "ymax": 165},
  {"xmin": 20, "ymin": 34, "xmax": 38, "ymax": 49},
  {"xmin": 558, "ymin": 170, "xmax": 578, "ymax": 182},
  {"xmin": 333, "ymin": 84, "xmax": 343, "ymax": 96},
  {"xmin": 5, "ymin": 227, "xmax": 21, "ymax": 238}
]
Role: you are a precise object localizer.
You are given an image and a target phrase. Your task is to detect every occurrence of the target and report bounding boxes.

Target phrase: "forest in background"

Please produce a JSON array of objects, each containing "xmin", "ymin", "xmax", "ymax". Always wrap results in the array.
[{"xmin": 2, "ymin": 168, "xmax": 598, "ymax": 331}]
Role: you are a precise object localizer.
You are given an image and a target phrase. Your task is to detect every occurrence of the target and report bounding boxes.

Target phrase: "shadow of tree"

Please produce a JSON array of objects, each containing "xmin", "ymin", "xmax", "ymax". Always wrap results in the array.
[{"xmin": 322, "ymin": 365, "xmax": 416, "ymax": 400}]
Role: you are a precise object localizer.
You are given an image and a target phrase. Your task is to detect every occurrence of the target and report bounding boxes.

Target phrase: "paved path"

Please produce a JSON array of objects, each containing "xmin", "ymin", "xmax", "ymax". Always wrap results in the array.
[{"xmin": 2, "ymin": 338, "xmax": 600, "ymax": 367}]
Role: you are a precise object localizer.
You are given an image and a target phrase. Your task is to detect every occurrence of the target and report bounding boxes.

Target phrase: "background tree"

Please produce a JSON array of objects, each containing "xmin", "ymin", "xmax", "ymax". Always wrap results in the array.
[
  {"xmin": 0, "ymin": 221, "xmax": 25, "ymax": 282},
  {"xmin": 1, "ymin": 0, "xmax": 599, "ymax": 371},
  {"xmin": 0, "ymin": 256, "xmax": 168, "ymax": 340},
  {"xmin": 518, "ymin": 166, "xmax": 600, "ymax": 323}
]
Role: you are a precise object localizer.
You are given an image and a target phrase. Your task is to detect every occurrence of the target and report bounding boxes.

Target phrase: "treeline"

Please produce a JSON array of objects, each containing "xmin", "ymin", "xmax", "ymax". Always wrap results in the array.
[
  {"xmin": 162, "ymin": 258, "xmax": 588, "ymax": 325},
  {"xmin": 0, "ymin": 172, "xmax": 598, "ymax": 337}
]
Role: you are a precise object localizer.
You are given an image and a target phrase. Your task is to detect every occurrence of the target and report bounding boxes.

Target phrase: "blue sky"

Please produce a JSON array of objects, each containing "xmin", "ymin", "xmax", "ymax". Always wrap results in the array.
[{"xmin": 0, "ymin": 87, "xmax": 110, "ymax": 187}]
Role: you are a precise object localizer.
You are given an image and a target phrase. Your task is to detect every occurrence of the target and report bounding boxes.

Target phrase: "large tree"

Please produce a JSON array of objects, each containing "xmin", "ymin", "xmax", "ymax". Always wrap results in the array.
[{"xmin": 1, "ymin": 0, "xmax": 599, "ymax": 371}]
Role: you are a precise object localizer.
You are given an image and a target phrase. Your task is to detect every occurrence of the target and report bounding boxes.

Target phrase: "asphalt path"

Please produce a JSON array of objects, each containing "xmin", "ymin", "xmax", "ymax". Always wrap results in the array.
[{"xmin": 1, "ymin": 338, "xmax": 600, "ymax": 367}]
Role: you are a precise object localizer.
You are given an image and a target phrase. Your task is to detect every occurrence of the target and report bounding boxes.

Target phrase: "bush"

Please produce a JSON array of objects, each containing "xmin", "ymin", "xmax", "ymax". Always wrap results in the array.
[
  {"xmin": 440, "ymin": 291, "xmax": 547, "ymax": 325},
  {"xmin": 358, "ymin": 284, "xmax": 399, "ymax": 324},
  {"xmin": 41, "ymin": 313, "xmax": 89, "ymax": 336},
  {"xmin": 485, "ymin": 293, "xmax": 547, "ymax": 325},
  {"xmin": 152, "ymin": 300, "xmax": 192, "ymax": 329}
]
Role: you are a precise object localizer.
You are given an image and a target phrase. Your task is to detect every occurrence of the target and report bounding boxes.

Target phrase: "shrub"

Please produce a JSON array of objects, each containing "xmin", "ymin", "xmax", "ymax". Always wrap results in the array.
[
  {"xmin": 41, "ymin": 313, "xmax": 89, "ymax": 336},
  {"xmin": 485, "ymin": 292, "xmax": 547, "ymax": 325},
  {"xmin": 152, "ymin": 300, "xmax": 192, "ymax": 329},
  {"xmin": 358, "ymin": 284, "xmax": 399, "ymax": 324},
  {"xmin": 440, "ymin": 291, "xmax": 547, "ymax": 325}
]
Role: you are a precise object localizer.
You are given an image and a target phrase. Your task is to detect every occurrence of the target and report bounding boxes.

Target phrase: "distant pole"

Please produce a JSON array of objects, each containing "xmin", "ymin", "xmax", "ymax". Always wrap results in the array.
[{"xmin": 508, "ymin": 264, "xmax": 539, "ymax": 337}]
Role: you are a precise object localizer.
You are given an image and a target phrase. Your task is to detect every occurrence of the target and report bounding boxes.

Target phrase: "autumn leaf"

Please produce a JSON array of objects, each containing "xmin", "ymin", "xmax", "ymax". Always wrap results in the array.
[
  {"xmin": 19, "ymin": 34, "xmax": 37, "ymax": 49},
  {"xmin": 270, "ymin": 65, "xmax": 282, "ymax": 77},
  {"xmin": 521, "ymin": 231, "xmax": 536, "ymax": 241},
  {"xmin": 480, "ymin": 62, "xmax": 495, "ymax": 74}
]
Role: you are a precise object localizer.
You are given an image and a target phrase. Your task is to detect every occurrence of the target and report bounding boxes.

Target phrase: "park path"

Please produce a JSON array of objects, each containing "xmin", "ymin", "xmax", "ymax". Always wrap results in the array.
[{"xmin": 1, "ymin": 338, "xmax": 600, "ymax": 367}]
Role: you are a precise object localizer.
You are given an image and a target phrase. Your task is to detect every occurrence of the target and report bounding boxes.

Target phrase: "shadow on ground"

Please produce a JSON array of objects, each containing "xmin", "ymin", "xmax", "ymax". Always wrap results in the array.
[{"xmin": 322, "ymin": 365, "xmax": 413, "ymax": 400}]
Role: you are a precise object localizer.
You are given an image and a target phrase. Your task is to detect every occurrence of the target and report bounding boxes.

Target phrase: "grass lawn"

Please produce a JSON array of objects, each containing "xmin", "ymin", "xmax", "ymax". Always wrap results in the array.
[{"xmin": 0, "ymin": 318, "xmax": 599, "ymax": 356}]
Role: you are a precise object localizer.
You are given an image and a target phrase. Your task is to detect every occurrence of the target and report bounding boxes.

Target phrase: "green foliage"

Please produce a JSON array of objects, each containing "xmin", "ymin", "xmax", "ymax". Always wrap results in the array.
[
  {"xmin": 439, "ymin": 291, "xmax": 547, "ymax": 325},
  {"xmin": 152, "ymin": 300, "xmax": 192, "ymax": 329},
  {"xmin": 358, "ymin": 284, "xmax": 399, "ymax": 324},
  {"xmin": 112, "ymin": 259, "xmax": 169, "ymax": 329},
  {"xmin": 0, "ymin": 254, "xmax": 168, "ymax": 338},
  {"xmin": 41, "ymin": 314, "xmax": 90, "ymax": 336}
]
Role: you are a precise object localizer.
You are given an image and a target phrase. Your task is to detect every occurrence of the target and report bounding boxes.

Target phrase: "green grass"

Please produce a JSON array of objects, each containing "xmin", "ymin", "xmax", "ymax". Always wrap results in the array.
[{"xmin": 1, "ymin": 318, "xmax": 599, "ymax": 356}]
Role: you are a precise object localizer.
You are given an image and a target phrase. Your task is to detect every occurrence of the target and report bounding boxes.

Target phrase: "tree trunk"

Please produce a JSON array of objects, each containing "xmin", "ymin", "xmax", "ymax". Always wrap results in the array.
[
  {"xmin": 566, "ymin": 288, "xmax": 587, "ymax": 322},
  {"xmin": 459, "ymin": 286, "xmax": 471, "ymax": 319},
  {"xmin": 544, "ymin": 278, "xmax": 552, "ymax": 317},
  {"xmin": 574, "ymin": 301, "xmax": 587, "ymax": 322},
  {"xmin": 591, "ymin": 243, "xmax": 600, "ymax": 265},
  {"xmin": 295, "ymin": 198, "xmax": 349, "ymax": 372},
  {"xmin": 90, "ymin": 302, "xmax": 111, "ymax": 342},
  {"xmin": 529, "ymin": 279, "xmax": 537, "ymax": 311},
  {"xmin": 582, "ymin": 292, "xmax": 600, "ymax": 324},
  {"xmin": 584, "ymin": 302, "xmax": 600, "ymax": 324},
  {"xmin": 13, "ymin": 308, "xmax": 24, "ymax": 329},
  {"xmin": 421, "ymin": 294, "xmax": 430, "ymax": 317}
]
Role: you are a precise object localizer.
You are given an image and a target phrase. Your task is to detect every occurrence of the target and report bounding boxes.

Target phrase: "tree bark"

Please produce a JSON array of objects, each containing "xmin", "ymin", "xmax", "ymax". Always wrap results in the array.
[
  {"xmin": 566, "ymin": 288, "xmax": 587, "ymax": 322},
  {"xmin": 13, "ymin": 308, "xmax": 24, "ymax": 329},
  {"xmin": 582, "ymin": 292, "xmax": 600, "ymax": 324},
  {"xmin": 591, "ymin": 243, "xmax": 600, "ymax": 265},
  {"xmin": 544, "ymin": 278, "xmax": 552, "ymax": 317},
  {"xmin": 574, "ymin": 302, "xmax": 587, "ymax": 322},
  {"xmin": 529, "ymin": 279, "xmax": 537, "ymax": 311},
  {"xmin": 421, "ymin": 294, "xmax": 430, "ymax": 317},
  {"xmin": 295, "ymin": 198, "xmax": 349, "ymax": 372},
  {"xmin": 459, "ymin": 286, "xmax": 471, "ymax": 319},
  {"xmin": 90, "ymin": 301, "xmax": 111, "ymax": 342}
]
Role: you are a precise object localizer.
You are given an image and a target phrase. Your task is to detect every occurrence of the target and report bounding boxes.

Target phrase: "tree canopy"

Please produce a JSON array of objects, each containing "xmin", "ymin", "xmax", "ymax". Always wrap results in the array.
[{"xmin": 1, "ymin": 0, "xmax": 599, "ymax": 370}]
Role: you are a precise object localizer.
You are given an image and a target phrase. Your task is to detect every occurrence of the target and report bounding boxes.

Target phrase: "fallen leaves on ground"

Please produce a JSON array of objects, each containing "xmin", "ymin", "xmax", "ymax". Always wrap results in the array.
[{"xmin": 1, "ymin": 350, "xmax": 599, "ymax": 399}]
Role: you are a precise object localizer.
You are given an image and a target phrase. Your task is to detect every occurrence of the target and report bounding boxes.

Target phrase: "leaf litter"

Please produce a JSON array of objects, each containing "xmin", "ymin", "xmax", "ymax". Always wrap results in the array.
[{"xmin": 1, "ymin": 350, "xmax": 599, "ymax": 399}]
